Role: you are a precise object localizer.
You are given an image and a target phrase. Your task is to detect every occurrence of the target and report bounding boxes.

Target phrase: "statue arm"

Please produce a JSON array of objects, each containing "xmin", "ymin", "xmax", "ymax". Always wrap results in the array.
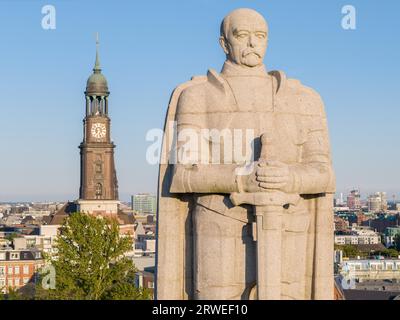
[
  {"xmin": 168, "ymin": 85, "xmax": 241, "ymax": 194},
  {"xmin": 287, "ymin": 126, "xmax": 334, "ymax": 195},
  {"xmin": 170, "ymin": 163, "xmax": 240, "ymax": 193},
  {"xmin": 286, "ymin": 91, "xmax": 335, "ymax": 195}
]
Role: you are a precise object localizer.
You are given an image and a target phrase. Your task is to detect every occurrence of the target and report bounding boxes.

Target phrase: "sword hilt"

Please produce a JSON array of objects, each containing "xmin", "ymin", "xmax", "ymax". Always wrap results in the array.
[
  {"xmin": 230, "ymin": 191, "xmax": 299, "ymax": 207},
  {"xmin": 260, "ymin": 133, "xmax": 276, "ymax": 162}
]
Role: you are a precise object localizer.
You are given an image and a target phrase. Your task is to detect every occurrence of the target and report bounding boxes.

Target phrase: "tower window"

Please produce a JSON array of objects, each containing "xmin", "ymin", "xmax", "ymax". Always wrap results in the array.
[
  {"xmin": 95, "ymin": 183, "xmax": 103, "ymax": 199},
  {"xmin": 88, "ymin": 96, "xmax": 106, "ymax": 116},
  {"xmin": 95, "ymin": 163, "xmax": 102, "ymax": 173}
]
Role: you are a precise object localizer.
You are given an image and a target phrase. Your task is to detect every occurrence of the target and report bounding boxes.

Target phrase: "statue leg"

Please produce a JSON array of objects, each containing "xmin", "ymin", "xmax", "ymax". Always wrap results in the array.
[
  {"xmin": 192, "ymin": 204, "xmax": 256, "ymax": 300},
  {"xmin": 281, "ymin": 209, "xmax": 311, "ymax": 300}
]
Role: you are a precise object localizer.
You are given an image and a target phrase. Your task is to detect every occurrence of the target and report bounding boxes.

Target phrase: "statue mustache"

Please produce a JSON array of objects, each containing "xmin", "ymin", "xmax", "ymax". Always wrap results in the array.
[{"xmin": 242, "ymin": 50, "xmax": 261, "ymax": 58}]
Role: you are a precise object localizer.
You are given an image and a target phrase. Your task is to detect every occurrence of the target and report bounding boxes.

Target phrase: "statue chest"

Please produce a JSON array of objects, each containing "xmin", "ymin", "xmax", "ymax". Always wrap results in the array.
[
  {"xmin": 224, "ymin": 76, "xmax": 274, "ymax": 113},
  {"xmin": 201, "ymin": 77, "xmax": 307, "ymax": 164},
  {"xmin": 203, "ymin": 111, "xmax": 307, "ymax": 164}
]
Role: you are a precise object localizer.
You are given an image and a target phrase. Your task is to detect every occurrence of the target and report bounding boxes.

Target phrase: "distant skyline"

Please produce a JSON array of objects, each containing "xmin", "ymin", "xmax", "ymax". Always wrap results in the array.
[{"xmin": 1, "ymin": 0, "xmax": 400, "ymax": 202}]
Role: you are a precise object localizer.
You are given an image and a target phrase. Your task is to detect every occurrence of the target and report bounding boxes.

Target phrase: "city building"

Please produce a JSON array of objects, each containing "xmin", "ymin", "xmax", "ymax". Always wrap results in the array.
[
  {"xmin": 335, "ymin": 234, "xmax": 380, "ymax": 245},
  {"xmin": 13, "ymin": 234, "xmax": 57, "ymax": 255},
  {"xmin": 334, "ymin": 216, "xmax": 349, "ymax": 232},
  {"xmin": 0, "ymin": 224, "xmax": 39, "ymax": 237},
  {"xmin": 362, "ymin": 214, "xmax": 400, "ymax": 233},
  {"xmin": 339, "ymin": 258, "xmax": 400, "ymax": 282},
  {"xmin": 131, "ymin": 194, "xmax": 156, "ymax": 215},
  {"xmin": 134, "ymin": 222, "xmax": 156, "ymax": 256},
  {"xmin": 355, "ymin": 212, "xmax": 370, "ymax": 225},
  {"xmin": 135, "ymin": 266, "xmax": 155, "ymax": 298},
  {"xmin": 347, "ymin": 189, "xmax": 361, "ymax": 210},
  {"xmin": 132, "ymin": 256, "xmax": 155, "ymax": 298},
  {"xmin": 335, "ymin": 226, "xmax": 381, "ymax": 245},
  {"xmin": 384, "ymin": 227, "xmax": 400, "ymax": 248},
  {"xmin": 368, "ymin": 192, "xmax": 388, "ymax": 212},
  {"xmin": 0, "ymin": 248, "xmax": 44, "ymax": 294}
]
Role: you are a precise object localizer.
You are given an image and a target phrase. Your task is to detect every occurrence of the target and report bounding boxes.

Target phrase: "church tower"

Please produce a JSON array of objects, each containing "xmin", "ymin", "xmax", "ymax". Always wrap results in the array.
[{"xmin": 77, "ymin": 37, "xmax": 119, "ymax": 216}]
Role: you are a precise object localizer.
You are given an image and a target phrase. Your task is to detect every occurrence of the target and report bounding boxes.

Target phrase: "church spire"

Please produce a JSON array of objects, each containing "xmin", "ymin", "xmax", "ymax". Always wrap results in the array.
[
  {"xmin": 93, "ymin": 32, "xmax": 101, "ymax": 73},
  {"xmin": 86, "ymin": 32, "xmax": 109, "ymax": 96},
  {"xmin": 79, "ymin": 33, "xmax": 118, "ymax": 205}
]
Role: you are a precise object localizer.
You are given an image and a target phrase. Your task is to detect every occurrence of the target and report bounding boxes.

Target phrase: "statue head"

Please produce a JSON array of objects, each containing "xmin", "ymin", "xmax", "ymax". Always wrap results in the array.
[{"xmin": 219, "ymin": 8, "xmax": 268, "ymax": 68}]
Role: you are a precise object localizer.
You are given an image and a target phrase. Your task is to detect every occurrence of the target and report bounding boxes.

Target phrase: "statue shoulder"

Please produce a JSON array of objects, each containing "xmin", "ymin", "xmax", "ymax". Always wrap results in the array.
[
  {"xmin": 174, "ymin": 69, "xmax": 226, "ymax": 114},
  {"xmin": 167, "ymin": 74, "xmax": 207, "ymax": 116},
  {"xmin": 274, "ymin": 72, "xmax": 325, "ymax": 116},
  {"xmin": 174, "ymin": 74, "xmax": 207, "ymax": 98}
]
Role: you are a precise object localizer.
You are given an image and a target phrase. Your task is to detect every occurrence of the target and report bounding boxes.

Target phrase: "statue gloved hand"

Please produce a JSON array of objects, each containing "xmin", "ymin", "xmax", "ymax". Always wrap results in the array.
[
  {"xmin": 236, "ymin": 160, "xmax": 292, "ymax": 193},
  {"xmin": 254, "ymin": 160, "xmax": 293, "ymax": 192}
]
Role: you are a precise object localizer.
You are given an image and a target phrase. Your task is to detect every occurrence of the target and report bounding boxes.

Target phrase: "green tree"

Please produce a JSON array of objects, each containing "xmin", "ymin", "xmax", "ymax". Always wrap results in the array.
[
  {"xmin": 0, "ymin": 287, "xmax": 26, "ymax": 300},
  {"xmin": 5, "ymin": 232, "xmax": 17, "ymax": 243},
  {"xmin": 337, "ymin": 244, "xmax": 360, "ymax": 258},
  {"xmin": 383, "ymin": 248, "xmax": 399, "ymax": 258},
  {"xmin": 335, "ymin": 244, "xmax": 371, "ymax": 258},
  {"xmin": 36, "ymin": 212, "xmax": 149, "ymax": 300},
  {"xmin": 102, "ymin": 268, "xmax": 152, "ymax": 300}
]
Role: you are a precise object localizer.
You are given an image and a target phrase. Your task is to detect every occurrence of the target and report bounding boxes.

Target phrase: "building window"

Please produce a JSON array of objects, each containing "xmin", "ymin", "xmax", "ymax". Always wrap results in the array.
[
  {"xmin": 23, "ymin": 277, "xmax": 29, "ymax": 285},
  {"xmin": 7, "ymin": 279, "xmax": 13, "ymax": 287},
  {"xmin": 0, "ymin": 266, "xmax": 5, "ymax": 276},
  {"xmin": 14, "ymin": 266, "xmax": 20, "ymax": 274},
  {"xmin": 0, "ymin": 252, "xmax": 5, "ymax": 260},
  {"xmin": 23, "ymin": 265, "xmax": 29, "ymax": 275},
  {"xmin": 14, "ymin": 278, "xmax": 20, "ymax": 287},
  {"xmin": 148, "ymin": 281, "xmax": 154, "ymax": 289},
  {"xmin": 7, "ymin": 267, "xmax": 13, "ymax": 275},
  {"xmin": 0, "ymin": 279, "xmax": 5, "ymax": 288}
]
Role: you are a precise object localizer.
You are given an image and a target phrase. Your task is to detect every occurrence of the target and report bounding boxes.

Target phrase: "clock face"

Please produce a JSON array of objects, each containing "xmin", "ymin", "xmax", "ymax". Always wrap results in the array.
[{"xmin": 91, "ymin": 123, "xmax": 106, "ymax": 139}]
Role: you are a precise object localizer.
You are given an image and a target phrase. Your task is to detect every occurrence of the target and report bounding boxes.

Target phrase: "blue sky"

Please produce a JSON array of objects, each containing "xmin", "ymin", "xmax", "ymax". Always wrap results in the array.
[{"xmin": 0, "ymin": 0, "xmax": 399, "ymax": 202}]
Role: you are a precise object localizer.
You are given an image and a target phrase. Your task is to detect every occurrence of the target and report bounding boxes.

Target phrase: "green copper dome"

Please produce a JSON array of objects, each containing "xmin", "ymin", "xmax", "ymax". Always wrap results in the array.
[{"xmin": 86, "ymin": 72, "xmax": 108, "ymax": 94}]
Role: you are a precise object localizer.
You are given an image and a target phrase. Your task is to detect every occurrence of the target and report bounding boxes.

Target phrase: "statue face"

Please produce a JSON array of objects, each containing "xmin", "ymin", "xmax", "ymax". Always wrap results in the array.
[{"xmin": 220, "ymin": 11, "xmax": 268, "ymax": 68}]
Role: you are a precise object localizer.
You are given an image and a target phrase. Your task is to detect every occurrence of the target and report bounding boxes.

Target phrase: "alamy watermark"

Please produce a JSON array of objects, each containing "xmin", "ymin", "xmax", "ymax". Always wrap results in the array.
[
  {"xmin": 41, "ymin": 5, "xmax": 56, "ymax": 30},
  {"xmin": 146, "ymin": 121, "xmax": 255, "ymax": 165},
  {"xmin": 41, "ymin": 265, "xmax": 56, "ymax": 290},
  {"xmin": 340, "ymin": 263, "xmax": 356, "ymax": 289},
  {"xmin": 342, "ymin": 5, "xmax": 356, "ymax": 30}
]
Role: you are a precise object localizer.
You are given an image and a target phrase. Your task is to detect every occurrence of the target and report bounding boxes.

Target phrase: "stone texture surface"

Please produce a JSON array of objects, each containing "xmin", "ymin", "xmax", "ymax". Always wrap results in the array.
[{"xmin": 156, "ymin": 8, "xmax": 335, "ymax": 300}]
